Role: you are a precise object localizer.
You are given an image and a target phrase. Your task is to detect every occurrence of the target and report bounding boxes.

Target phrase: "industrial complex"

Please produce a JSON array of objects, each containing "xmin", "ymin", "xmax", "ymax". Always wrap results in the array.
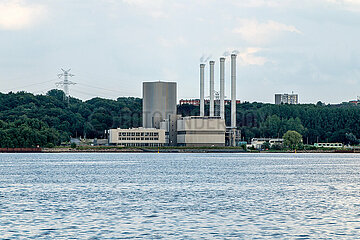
[{"xmin": 109, "ymin": 54, "xmax": 241, "ymax": 147}]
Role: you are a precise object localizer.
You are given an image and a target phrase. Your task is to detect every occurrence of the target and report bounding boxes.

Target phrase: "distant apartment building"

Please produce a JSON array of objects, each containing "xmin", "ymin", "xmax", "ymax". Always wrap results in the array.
[
  {"xmin": 109, "ymin": 128, "xmax": 166, "ymax": 147},
  {"xmin": 179, "ymin": 99, "xmax": 241, "ymax": 106},
  {"xmin": 275, "ymin": 93, "xmax": 299, "ymax": 105}
]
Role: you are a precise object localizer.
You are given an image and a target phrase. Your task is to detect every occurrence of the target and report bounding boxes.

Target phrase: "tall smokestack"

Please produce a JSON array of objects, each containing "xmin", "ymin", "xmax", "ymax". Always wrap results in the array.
[
  {"xmin": 209, "ymin": 61, "xmax": 215, "ymax": 117},
  {"xmin": 200, "ymin": 64, "xmax": 205, "ymax": 117},
  {"xmin": 231, "ymin": 54, "xmax": 237, "ymax": 128},
  {"xmin": 220, "ymin": 57, "xmax": 225, "ymax": 119}
]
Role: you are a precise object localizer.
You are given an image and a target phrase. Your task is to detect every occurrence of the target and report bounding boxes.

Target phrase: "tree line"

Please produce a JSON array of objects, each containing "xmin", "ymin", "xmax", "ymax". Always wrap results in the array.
[
  {"xmin": 0, "ymin": 90, "xmax": 142, "ymax": 147},
  {"xmin": 0, "ymin": 89, "xmax": 359, "ymax": 147},
  {"xmin": 178, "ymin": 101, "xmax": 360, "ymax": 145}
]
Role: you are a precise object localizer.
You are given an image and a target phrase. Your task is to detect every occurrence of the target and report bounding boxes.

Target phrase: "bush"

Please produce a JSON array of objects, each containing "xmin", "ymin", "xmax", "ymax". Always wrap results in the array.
[
  {"xmin": 45, "ymin": 143, "xmax": 55, "ymax": 148},
  {"xmin": 304, "ymin": 145, "xmax": 317, "ymax": 150},
  {"xmin": 262, "ymin": 142, "xmax": 271, "ymax": 150},
  {"xmin": 71, "ymin": 142, "xmax": 77, "ymax": 148},
  {"xmin": 271, "ymin": 144, "xmax": 283, "ymax": 150}
]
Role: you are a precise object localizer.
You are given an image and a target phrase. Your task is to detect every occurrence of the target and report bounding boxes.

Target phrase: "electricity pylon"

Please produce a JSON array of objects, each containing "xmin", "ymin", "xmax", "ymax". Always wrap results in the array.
[{"xmin": 56, "ymin": 69, "xmax": 76, "ymax": 105}]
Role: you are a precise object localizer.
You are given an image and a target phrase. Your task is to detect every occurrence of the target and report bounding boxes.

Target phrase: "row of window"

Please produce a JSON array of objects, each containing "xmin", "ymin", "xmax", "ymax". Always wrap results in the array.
[
  {"xmin": 118, "ymin": 132, "xmax": 159, "ymax": 137},
  {"xmin": 118, "ymin": 137, "xmax": 159, "ymax": 141},
  {"xmin": 316, "ymin": 143, "xmax": 343, "ymax": 147},
  {"xmin": 121, "ymin": 143, "xmax": 164, "ymax": 147}
]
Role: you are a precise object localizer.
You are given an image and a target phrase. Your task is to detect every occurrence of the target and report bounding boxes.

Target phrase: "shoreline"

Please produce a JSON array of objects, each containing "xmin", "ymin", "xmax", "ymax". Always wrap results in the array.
[{"xmin": 1, "ymin": 147, "xmax": 359, "ymax": 154}]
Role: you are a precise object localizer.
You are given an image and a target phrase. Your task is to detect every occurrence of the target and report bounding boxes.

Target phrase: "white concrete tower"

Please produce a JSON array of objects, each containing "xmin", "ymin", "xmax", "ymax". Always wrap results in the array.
[
  {"xmin": 200, "ymin": 64, "xmax": 205, "ymax": 117},
  {"xmin": 231, "ymin": 54, "xmax": 237, "ymax": 128},
  {"xmin": 209, "ymin": 61, "xmax": 215, "ymax": 117},
  {"xmin": 220, "ymin": 57, "xmax": 225, "ymax": 120}
]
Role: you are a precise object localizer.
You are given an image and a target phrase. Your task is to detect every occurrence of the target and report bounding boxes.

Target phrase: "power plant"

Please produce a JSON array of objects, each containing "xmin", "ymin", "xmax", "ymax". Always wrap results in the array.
[
  {"xmin": 109, "ymin": 52, "xmax": 240, "ymax": 147},
  {"xmin": 197, "ymin": 54, "xmax": 239, "ymax": 146}
]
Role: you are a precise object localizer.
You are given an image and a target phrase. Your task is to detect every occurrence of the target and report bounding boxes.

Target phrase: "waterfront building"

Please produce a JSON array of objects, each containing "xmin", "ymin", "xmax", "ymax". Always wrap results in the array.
[{"xmin": 108, "ymin": 128, "xmax": 166, "ymax": 147}]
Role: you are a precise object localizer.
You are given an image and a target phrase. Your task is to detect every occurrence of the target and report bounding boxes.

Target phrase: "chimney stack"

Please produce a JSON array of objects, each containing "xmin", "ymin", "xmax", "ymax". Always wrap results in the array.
[
  {"xmin": 231, "ymin": 54, "xmax": 237, "ymax": 128},
  {"xmin": 209, "ymin": 61, "xmax": 215, "ymax": 117},
  {"xmin": 200, "ymin": 64, "xmax": 205, "ymax": 117},
  {"xmin": 220, "ymin": 57, "xmax": 225, "ymax": 120}
]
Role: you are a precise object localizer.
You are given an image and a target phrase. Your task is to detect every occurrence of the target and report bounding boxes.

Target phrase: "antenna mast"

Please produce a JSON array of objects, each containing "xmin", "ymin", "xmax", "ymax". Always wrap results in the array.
[{"xmin": 56, "ymin": 68, "xmax": 76, "ymax": 104}]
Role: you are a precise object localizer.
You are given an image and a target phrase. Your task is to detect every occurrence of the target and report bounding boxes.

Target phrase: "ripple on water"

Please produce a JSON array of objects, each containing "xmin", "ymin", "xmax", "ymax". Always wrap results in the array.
[{"xmin": 1, "ymin": 153, "xmax": 360, "ymax": 238}]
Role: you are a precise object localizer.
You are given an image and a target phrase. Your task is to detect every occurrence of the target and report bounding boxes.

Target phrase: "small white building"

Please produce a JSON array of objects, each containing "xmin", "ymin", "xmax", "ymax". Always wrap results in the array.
[
  {"xmin": 249, "ymin": 138, "xmax": 284, "ymax": 149},
  {"xmin": 109, "ymin": 128, "xmax": 166, "ymax": 147}
]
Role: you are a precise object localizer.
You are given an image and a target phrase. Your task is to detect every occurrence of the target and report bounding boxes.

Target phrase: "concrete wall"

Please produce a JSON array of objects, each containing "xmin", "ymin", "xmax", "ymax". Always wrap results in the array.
[
  {"xmin": 177, "ymin": 117, "xmax": 226, "ymax": 147},
  {"xmin": 143, "ymin": 81, "xmax": 177, "ymax": 129}
]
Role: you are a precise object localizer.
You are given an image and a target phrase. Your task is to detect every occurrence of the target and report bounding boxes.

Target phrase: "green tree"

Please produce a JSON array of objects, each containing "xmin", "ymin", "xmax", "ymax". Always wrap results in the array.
[
  {"xmin": 283, "ymin": 130, "xmax": 303, "ymax": 150},
  {"xmin": 345, "ymin": 133, "xmax": 359, "ymax": 145},
  {"xmin": 262, "ymin": 141, "xmax": 271, "ymax": 150},
  {"xmin": 261, "ymin": 115, "xmax": 282, "ymax": 137}
]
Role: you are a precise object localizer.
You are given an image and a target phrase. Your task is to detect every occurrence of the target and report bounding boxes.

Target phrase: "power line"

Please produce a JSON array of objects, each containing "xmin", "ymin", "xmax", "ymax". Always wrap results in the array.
[
  {"xmin": 2, "ymin": 79, "xmax": 57, "ymax": 92},
  {"xmin": 71, "ymin": 89, "xmax": 120, "ymax": 100},
  {"xmin": 78, "ymin": 82, "xmax": 131, "ymax": 95}
]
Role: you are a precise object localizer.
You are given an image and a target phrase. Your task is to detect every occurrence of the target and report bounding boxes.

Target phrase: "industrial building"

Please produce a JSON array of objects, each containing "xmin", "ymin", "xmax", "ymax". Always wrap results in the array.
[
  {"xmin": 179, "ymin": 99, "xmax": 241, "ymax": 106},
  {"xmin": 176, "ymin": 117, "xmax": 226, "ymax": 147},
  {"xmin": 143, "ymin": 81, "xmax": 177, "ymax": 129},
  {"xmin": 108, "ymin": 128, "xmax": 166, "ymax": 147},
  {"xmin": 275, "ymin": 93, "xmax": 299, "ymax": 105},
  {"xmin": 349, "ymin": 97, "xmax": 360, "ymax": 105},
  {"xmin": 109, "ymin": 53, "xmax": 240, "ymax": 148},
  {"xmin": 160, "ymin": 54, "xmax": 239, "ymax": 147}
]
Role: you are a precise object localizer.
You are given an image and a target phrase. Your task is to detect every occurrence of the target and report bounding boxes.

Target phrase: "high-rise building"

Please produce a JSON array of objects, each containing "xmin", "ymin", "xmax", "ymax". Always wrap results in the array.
[
  {"xmin": 142, "ymin": 81, "xmax": 177, "ymax": 129},
  {"xmin": 275, "ymin": 93, "xmax": 299, "ymax": 105}
]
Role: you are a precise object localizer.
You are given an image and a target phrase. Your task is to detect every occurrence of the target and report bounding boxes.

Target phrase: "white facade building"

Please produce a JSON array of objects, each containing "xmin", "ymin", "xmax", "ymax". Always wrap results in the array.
[{"xmin": 109, "ymin": 128, "xmax": 166, "ymax": 147}]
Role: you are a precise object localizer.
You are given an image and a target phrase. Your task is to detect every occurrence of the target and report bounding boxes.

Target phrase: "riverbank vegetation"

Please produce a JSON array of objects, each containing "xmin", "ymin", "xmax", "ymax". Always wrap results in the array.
[{"xmin": 1, "ymin": 90, "xmax": 360, "ymax": 147}]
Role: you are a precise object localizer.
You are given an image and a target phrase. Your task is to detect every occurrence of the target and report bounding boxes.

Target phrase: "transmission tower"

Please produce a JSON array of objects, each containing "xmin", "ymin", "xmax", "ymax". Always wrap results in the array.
[{"xmin": 56, "ymin": 69, "xmax": 76, "ymax": 104}]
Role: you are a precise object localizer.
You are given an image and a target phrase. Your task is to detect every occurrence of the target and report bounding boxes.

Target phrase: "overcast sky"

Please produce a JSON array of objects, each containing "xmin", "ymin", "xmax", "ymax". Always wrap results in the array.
[{"xmin": 0, "ymin": 0, "xmax": 359, "ymax": 103}]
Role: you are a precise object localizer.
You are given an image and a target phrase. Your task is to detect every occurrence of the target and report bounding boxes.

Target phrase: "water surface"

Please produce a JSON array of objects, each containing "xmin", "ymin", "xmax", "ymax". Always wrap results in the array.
[{"xmin": 1, "ymin": 153, "xmax": 360, "ymax": 239}]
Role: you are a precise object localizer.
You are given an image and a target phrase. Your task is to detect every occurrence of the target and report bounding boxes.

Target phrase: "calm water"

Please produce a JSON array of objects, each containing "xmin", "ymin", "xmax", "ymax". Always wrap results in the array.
[{"xmin": 1, "ymin": 153, "xmax": 360, "ymax": 239}]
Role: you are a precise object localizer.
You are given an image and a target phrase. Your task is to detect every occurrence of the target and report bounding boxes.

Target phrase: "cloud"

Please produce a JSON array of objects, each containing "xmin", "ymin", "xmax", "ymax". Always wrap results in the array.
[
  {"xmin": 238, "ymin": 48, "xmax": 269, "ymax": 66},
  {"xmin": 232, "ymin": 0, "xmax": 283, "ymax": 7},
  {"xmin": 121, "ymin": 0, "xmax": 167, "ymax": 18},
  {"xmin": 233, "ymin": 19, "xmax": 301, "ymax": 45},
  {"xmin": 326, "ymin": 0, "xmax": 360, "ymax": 11},
  {"xmin": 159, "ymin": 36, "xmax": 187, "ymax": 48},
  {"xmin": 0, "ymin": 0, "xmax": 46, "ymax": 30}
]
